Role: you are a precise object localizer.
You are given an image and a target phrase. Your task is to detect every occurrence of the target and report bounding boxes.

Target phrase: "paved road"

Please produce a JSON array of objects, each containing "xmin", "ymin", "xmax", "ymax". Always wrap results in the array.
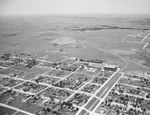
[
  {"xmin": 141, "ymin": 33, "xmax": 150, "ymax": 43},
  {"xmin": 96, "ymin": 72, "xmax": 122, "ymax": 98},
  {"xmin": 0, "ymin": 103, "xmax": 34, "ymax": 115},
  {"xmin": 85, "ymin": 97, "xmax": 98, "ymax": 110}
]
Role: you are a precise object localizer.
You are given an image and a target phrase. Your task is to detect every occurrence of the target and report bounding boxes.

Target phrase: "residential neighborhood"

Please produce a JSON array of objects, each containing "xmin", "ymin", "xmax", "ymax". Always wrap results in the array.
[{"xmin": 0, "ymin": 53, "xmax": 150, "ymax": 115}]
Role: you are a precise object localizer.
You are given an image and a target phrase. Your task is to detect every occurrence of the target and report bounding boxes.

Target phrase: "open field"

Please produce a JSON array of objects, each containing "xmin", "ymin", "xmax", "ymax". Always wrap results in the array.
[{"xmin": 0, "ymin": 15, "xmax": 150, "ymax": 115}]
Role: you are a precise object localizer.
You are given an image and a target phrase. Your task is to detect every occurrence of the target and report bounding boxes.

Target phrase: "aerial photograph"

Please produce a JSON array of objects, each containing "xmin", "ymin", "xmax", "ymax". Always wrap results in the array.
[{"xmin": 0, "ymin": 0, "xmax": 150, "ymax": 115}]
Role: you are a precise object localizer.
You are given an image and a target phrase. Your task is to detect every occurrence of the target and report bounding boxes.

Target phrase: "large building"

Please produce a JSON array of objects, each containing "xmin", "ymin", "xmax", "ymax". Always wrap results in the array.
[{"xmin": 104, "ymin": 64, "xmax": 118, "ymax": 71}]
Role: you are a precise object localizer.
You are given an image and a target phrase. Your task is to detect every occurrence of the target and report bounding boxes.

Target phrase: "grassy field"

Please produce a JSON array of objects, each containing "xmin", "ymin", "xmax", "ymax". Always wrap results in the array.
[
  {"xmin": 46, "ymin": 69, "xmax": 71, "ymax": 78},
  {"xmin": 122, "ymin": 58, "xmax": 150, "ymax": 72}
]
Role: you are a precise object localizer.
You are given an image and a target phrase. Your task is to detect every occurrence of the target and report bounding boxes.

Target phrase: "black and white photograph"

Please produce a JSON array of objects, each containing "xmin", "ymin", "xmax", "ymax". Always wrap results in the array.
[{"xmin": 0, "ymin": 0, "xmax": 150, "ymax": 115}]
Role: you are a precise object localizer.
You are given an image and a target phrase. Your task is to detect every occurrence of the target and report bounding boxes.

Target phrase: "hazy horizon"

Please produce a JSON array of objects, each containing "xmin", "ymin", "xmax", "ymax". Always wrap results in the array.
[{"xmin": 0, "ymin": 0, "xmax": 150, "ymax": 16}]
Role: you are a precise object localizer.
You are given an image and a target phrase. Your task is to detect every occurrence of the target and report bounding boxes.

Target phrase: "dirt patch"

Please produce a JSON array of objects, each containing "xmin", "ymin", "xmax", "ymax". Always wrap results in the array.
[
  {"xmin": 38, "ymin": 32, "xmax": 61, "ymax": 37},
  {"xmin": 51, "ymin": 37, "xmax": 76, "ymax": 45},
  {"xmin": 110, "ymin": 49, "xmax": 135, "ymax": 55}
]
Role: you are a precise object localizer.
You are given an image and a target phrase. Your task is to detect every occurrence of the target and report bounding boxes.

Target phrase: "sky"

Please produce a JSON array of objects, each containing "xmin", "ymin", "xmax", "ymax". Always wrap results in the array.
[{"xmin": 0, "ymin": 0, "xmax": 150, "ymax": 15}]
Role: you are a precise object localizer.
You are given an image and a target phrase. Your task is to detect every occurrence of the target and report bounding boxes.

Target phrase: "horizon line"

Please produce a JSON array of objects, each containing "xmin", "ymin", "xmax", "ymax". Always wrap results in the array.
[{"xmin": 0, "ymin": 13, "xmax": 150, "ymax": 17}]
